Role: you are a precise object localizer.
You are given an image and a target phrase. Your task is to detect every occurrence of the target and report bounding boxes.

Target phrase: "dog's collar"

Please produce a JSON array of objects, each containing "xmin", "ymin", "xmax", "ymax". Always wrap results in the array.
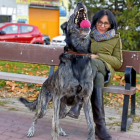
[{"xmin": 67, "ymin": 50, "xmax": 90, "ymax": 56}]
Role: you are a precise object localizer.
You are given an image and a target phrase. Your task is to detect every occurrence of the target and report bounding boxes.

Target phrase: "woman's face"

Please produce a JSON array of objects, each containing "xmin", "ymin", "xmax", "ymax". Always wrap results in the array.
[{"xmin": 96, "ymin": 15, "xmax": 111, "ymax": 34}]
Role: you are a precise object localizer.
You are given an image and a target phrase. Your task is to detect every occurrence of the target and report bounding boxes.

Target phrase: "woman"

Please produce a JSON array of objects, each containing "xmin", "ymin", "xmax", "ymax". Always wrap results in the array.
[{"xmin": 67, "ymin": 9, "xmax": 123, "ymax": 140}]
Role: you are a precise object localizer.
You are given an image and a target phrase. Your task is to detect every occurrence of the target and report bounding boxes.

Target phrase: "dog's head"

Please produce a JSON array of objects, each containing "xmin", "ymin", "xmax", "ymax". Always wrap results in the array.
[
  {"xmin": 68, "ymin": 2, "xmax": 90, "ymax": 37},
  {"xmin": 61, "ymin": 3, "xmax": 91, "ymax": 53}
]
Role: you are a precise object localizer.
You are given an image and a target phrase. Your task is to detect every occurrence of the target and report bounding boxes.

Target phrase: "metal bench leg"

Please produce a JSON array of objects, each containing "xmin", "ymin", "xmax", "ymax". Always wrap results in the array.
[
  {"xmin": 131, "ymin": 94, "xmax": 136, "ymax": 116},
  {"xmin": 49, "ymin": 66, "xmax": 55, "ymax": 77},
  {"xmin": 121, "ymin": 95, "xmax": 129, "ymax": 131}
]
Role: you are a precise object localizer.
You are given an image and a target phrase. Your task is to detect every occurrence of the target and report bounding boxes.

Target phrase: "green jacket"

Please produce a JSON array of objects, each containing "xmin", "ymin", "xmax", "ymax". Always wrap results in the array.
[{"xmin": 91, "ymin": 33, "xmax": 123, "ymax": 87}]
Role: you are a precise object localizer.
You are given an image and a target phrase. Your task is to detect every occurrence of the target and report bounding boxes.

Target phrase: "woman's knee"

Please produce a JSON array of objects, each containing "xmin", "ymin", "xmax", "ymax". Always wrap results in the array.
[{"xmin": 94, "ymin": 72, "xmax": 104, "ymax": 87}]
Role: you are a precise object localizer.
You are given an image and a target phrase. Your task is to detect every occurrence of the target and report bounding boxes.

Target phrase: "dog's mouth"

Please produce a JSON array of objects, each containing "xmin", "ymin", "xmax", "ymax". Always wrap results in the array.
[{"xmin": 74, "ymin": 8, "xmax": 87, "ymax": 28}]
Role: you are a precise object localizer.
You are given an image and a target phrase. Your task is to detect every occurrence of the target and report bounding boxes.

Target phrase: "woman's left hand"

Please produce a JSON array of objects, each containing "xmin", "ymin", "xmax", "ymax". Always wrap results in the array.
[{"xmin": 90, "ymin": 54, "xmax": 99, "ymax": 59}]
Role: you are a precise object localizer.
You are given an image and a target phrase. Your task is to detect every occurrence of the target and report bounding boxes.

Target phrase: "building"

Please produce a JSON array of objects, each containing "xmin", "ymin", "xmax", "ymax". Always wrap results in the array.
[
  {"xmin": 0, "ymin": 0, "xmax": 17, "ymax": 23},
  {"xmin": 0, "ymin": 0, "xmax": 69, "ymax": 39}
]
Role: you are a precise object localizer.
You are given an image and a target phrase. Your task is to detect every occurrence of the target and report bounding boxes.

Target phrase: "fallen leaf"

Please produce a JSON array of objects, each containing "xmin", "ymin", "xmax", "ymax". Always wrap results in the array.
[
  {"xmin": 136, "ymin": 84, "xmax": 140, "ymax": 91},
  {"xmin": 35, "ymin": 84, "xmax": 42, "ymax": 87},
  {"xmin": 26, "ymin": 97, "xmax": 36, "ymax": 101},
  {"xmin": 0, "ymin": 92, "xmax": 6, "ymax": 98},
  {"xmin": 114, "ymin": 74, "xmax": 122, "ymax": 79},
  {"xmin": 11, "ymin": 83, "xmax": 15, "ymax": 91},
  {"xmin": 120, "ymin": 76, "xmax": 125, "ymax": 86},
  {"xmin": 3, "ymin": 105, "xmax": 9, "ymax": 107},
  {"xmin": 49, "ymin": 101, "xmax": 52, "ymax": 105},
  {"xmin": 28, "ymin": 72, "xmax": 34, "ymax": 75},
  {"xmin": 20, "ymin": 88, "xmax": 28, "ymax": 93},
  {"xmin": 28, "ymin": 88, "xmax": 35, "ymax": 92}
]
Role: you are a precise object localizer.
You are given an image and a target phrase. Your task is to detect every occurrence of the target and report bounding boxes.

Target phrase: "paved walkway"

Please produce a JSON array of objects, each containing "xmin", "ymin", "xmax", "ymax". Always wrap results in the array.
[{"xmin": 0, "ymin": 98, "xmax": 140, "ymax": 140}]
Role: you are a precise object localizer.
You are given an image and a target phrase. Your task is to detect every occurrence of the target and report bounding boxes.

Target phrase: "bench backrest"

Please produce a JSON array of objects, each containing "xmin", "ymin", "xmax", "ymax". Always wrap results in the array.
[
  {"xmin": 0, "ymin": 42, "xmax": 63, "ymax": 66},
  {"xmin": 117, "ymin": 51, "xmax": 140, "ymax": 73},
  {"xmin": 0, "ymin": 42, "xmax": 140, "ymax": 73}
]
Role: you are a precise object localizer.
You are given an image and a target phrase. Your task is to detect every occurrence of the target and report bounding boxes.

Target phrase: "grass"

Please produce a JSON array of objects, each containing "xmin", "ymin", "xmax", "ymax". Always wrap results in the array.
[
  {"xmin": 106, "ymin": 121, "xmax": 121, "ymax": 126},
  {"xmin": 8, "ymin": 107, "xmax": 19, "ymax": 111},
  {"xmin": 0, "ymin": 100, "xmax": 8, "ymax": 106},
  {"xmin": 0, "ymin": 61, "xmax": 50, "ymax": 75},
  {"xmin": 108, "ymin": 117, "xmax": 116, "ymax": 120},
  {"xmin": 130, "ymin": 114, "xmax": 140, "ymax": 123},
  {"xmin": 106, "ymin": 121, "xmax": 133, "ymax": 130}
]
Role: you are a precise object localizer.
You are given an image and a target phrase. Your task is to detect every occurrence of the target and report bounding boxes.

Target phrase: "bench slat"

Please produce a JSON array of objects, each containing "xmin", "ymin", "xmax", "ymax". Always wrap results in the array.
[
  {"xmin": 0, "ymin": 72, "xmax": 136, "ymax": 95},
  {"xmin": 103, "ymin": 85, "xmax": 136, "ymax": 95},
  {"xmin": 0, "ymin": 72, "xmax": 47, "ymax": 84}
]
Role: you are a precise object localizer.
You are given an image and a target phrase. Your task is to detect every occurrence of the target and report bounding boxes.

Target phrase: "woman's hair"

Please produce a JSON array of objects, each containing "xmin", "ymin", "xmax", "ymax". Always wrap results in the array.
[{"xmin": 91, "ymin": 9, "xmax": 117, "ymax": 30}]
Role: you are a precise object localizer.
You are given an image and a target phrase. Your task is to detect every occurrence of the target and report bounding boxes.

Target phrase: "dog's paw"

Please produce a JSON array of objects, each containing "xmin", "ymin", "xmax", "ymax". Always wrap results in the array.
[
  {"xmin": 51, "ymin": 132, "xmax": 59, "ymax": 140},
  {"xmin": 59, "ymin": 127, "xmax": 67, "ymax": 136},
  {"xmin": 27, "ymin": 126, "xmax": 34, "ymax": 137}
]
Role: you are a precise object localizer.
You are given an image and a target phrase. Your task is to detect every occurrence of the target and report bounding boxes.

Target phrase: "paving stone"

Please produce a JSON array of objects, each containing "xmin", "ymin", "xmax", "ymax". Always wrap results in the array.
[
  {"xmin": 129, "ymin": 135, "xmax": 140, "ymax": 140},
  {"xmin": 0, "ymin": 130, "xmax": 4, "ymax": 134},
  {"xmin": 109, "ymin": 131, "xmax": 130, "ymax": 138},
  {"xmin": 7, "ymin": 138, "xmax": 22, "ymax": 140},
  {"xmin": 118, "ymin": 137, "xmax": 133, "ymax": 140},
  {"xmin": 125, "ymin": 131, "xmax": 140, "ymax": 136},
  {"xmin": 111, "ymin": 134, "xmax": 120, "ymax": 140},
  {"xmin": 0, "ymin": 135, "xmax": 10, "ymax": 140},
  {"xmin": 2, "ymin": 131, "xmax": 25, "ymax": 139}
]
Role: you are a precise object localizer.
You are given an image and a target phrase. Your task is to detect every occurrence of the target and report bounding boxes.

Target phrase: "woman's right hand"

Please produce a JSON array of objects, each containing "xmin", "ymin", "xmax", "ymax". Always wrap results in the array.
[{"xmin": 90, "ymin": 54, "xmax": 99, "ymax": 59}]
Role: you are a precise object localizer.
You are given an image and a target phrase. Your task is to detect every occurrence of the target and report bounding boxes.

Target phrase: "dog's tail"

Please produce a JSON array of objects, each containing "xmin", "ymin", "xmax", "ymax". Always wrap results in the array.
[{"xmin": 19, "ymin": 97, "xmax": 38, "ymax": 111}]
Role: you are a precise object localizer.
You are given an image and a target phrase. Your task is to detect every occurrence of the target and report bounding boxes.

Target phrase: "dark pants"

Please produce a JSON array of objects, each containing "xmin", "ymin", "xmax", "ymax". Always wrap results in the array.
[
  {"xmin": 90, "ymin": 59, "xmax": 112, "ymax": 139},
  {"xmin": 90, "ymin": 58, "xmax": 107, "ymax": 87}
]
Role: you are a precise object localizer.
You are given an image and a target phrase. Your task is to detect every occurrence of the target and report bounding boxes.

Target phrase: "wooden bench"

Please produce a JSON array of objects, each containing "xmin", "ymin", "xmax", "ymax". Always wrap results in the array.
[{"xmin": 0, "ymin": 42, "xmax": 138, "ymax": 131}]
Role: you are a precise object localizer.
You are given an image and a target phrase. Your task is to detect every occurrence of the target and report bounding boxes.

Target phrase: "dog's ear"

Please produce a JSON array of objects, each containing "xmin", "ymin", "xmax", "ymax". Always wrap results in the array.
[{"xmin": 61, "ymin": 22, "xmax": 67, "ymax": 34}]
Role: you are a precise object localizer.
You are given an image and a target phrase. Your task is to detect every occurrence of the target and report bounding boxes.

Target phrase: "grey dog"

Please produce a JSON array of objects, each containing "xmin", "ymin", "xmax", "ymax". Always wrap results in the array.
[{"xmin": 19, "ymin": 2, "xmax": 95, "ymax": 140}]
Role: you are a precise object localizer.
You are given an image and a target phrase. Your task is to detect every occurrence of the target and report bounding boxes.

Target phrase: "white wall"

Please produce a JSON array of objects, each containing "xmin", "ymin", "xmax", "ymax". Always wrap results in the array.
[{"xmin": 0, "ymin": 0, "xmax": 17, "ymax": 22}]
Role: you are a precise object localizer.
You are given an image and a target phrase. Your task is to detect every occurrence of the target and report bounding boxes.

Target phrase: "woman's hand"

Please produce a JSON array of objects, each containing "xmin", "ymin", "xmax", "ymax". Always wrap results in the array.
[{"xmin": 90, "ymin": 54, "xmax": 99, "ymax": 59}]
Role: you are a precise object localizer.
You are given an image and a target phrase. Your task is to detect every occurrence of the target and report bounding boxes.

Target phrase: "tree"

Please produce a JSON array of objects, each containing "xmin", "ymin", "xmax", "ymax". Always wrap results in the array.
[
  {"xmin": 116, "ymin": 0, "xmax": 140, "ymax": 50},
  {"xmin": 69, "ymin": 0, "xmax": 140, "ymax": 50}
]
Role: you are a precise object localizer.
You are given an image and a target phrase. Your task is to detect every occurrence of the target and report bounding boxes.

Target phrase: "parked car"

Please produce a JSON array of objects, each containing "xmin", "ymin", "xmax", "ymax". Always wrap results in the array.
[
  {"xmin": 0, "ymin": 22, "xmax": 44, "ymax": 44},
  {"xmin": 50, "ymin": 35, "xmax": 66, "ymax": 46},
  {"xmin": 42, "ymin": 34, "xmax": 50, "ymax": 45}
]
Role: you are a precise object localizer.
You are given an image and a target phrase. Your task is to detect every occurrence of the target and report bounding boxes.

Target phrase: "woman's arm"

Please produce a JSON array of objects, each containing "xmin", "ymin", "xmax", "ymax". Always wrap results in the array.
[{"xmin": 96, "ymin": 38, "xmax": 123, "ymax": 70}]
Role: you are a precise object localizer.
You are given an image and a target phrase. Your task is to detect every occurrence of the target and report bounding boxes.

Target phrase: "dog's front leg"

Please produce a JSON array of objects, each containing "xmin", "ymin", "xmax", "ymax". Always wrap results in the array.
[
  {"xmin": 52, "ymin": 94, "xmax": 60, "ymax": 140},
  {"xmin": 83, "ymin": 99, "xmax": 95, "ymax": 140}
]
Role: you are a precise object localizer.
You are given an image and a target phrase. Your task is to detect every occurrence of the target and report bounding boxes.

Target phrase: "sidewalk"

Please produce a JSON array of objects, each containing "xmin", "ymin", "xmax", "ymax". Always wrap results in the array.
[{"xmin": 0, "ymin": 98, "xmax": 140, "ymax": 140}]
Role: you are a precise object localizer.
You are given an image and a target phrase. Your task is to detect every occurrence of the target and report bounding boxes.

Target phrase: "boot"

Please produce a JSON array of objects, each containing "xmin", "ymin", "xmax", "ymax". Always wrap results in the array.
[
  {"xmin": 67, "ymin": 101, "xmax": 83, "ymax": 119},
  {"xmin": 91, "ymin": 87, "xmax": 112, "ymax": 140},
  {"xmin": 67, "ymin": 70, "xmax": 97, "ymax": 119}
]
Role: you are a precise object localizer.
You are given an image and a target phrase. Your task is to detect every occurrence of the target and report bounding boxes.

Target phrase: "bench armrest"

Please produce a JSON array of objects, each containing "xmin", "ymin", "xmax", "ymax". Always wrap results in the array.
[{"xmin": 125, "ymin": 66, "xmax": 136, "ymax": 90}]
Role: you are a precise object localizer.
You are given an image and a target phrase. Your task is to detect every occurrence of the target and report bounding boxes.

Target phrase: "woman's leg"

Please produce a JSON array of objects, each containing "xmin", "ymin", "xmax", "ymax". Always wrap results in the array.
[
  {"xmin": 90, "ymin": 58, "xmax": 107, "ymax": 79},
  {"xmin": 91, "ymin": 72, "xmax": 112, "ymax": 140}
]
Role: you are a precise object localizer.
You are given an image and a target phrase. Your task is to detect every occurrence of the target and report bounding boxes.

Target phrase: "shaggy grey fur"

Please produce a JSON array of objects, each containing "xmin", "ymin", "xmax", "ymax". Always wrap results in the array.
[{"xmin": 19, "ymin": 2, "xmax": 95, "ymax": 140}]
